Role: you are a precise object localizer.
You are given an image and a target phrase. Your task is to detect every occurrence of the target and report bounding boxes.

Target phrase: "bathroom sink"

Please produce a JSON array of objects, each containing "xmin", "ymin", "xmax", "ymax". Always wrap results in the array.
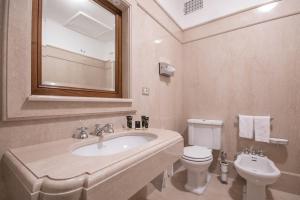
[
  {"xmin": 72, "ymin": 134, "xmax": 156, "ymax": 156},
  {"xmin": 234, "ymin": 153, "xmax": 280, "ymax": 200},
  {"xmin": 3, "ymin": 129, "xmax": 183, "ymax": 200}
]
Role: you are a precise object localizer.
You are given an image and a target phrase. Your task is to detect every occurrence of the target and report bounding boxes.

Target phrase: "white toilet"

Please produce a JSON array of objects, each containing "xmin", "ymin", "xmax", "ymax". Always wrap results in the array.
[{"xmin": 181, "ymin": 119, "xmax": 223, "ymax": 195}]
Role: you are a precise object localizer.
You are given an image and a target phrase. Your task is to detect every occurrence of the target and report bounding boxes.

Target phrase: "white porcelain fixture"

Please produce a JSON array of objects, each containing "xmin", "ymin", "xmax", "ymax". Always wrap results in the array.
[
  {"xmin": 72, "ymin": 134, "xmax": 156, "ymax": 156},
  {"xmin": 234, "ymin": 153, "xmax": 281, "ymax": 200},
  {"xmin": 3, "ymin": 129, "xmax": 183, "ymax": 200},
  {"xmin": 181, "ymin": 119, "xmax": 223, "ymax": 195}
]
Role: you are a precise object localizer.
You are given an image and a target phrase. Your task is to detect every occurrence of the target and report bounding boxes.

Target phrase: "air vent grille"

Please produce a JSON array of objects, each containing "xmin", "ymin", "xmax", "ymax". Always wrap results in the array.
[{"xmin": 184, "ymin": 0, "xmax": 203, "ymax": 15}]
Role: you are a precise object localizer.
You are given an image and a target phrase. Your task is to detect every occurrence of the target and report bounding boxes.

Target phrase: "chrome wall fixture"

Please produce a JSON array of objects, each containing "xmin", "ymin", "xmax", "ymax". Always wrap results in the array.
[{"xmin": 159, "ymin": 62, "xmax": 176, "ymax": 77}]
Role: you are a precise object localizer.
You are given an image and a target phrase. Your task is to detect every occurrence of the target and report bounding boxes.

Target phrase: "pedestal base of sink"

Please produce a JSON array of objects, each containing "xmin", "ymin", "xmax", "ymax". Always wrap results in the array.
[{"xmin": 244, "ymin": 181, "xmax": 266, "ymax": 200}]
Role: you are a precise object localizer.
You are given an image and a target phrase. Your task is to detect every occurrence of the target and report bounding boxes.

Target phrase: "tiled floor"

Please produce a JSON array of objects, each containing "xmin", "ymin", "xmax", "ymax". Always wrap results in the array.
[{"xmin": 145, "ymin": 170, "xmax": 300, "ymax": 200}]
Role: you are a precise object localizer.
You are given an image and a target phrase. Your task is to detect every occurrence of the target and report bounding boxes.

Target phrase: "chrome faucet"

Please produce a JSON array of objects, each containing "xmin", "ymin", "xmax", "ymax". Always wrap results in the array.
[
  {"xmin": 243, "ymin": 147, "xmax": 250, "ymax": 154},
  {"xmin": 75, "ymin": 127, "xmax": 89, "ymax": 139},
  {"xmin": 242, "ymin": 146, "xmax": 265, "ymax": 157},
  {"xmin": 257, "ymin": 149, "xmax": 265, "ymax": 157},
  {"xmin": 248, "ymin": 146, "xmax": 257, "ymax": 155},
  {"xmin": 95, "ymin": 123, "xmax": 114, "ymax": 136}
]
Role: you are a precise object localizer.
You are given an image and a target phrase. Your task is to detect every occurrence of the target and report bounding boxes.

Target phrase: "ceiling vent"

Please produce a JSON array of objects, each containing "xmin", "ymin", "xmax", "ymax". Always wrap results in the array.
[
  {"xmin": 64, "ymin": 12, "xmax": 112, "ymax": 39},
  {"xmin": 184, "ymin": 0, "xmax": 203, "ymax": 15}
]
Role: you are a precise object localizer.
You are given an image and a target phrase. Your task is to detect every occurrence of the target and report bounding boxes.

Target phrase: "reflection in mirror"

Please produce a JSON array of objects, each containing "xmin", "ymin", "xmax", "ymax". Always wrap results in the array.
[{"xmin": 42, "ymin": 0, "xmax": 116, "ymax": 91}]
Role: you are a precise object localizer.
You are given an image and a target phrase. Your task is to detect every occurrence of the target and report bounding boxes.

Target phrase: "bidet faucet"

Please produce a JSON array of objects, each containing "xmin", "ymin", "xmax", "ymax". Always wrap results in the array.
[
  {"xmin": 95, "ymin": 123, "xmax": 114, "ymax": 136},
  {"xmin": 249, "ymin": 146, "xmax": 258, "ymax": 155},
  {"xmin": 257, "ymin": 149, "xmax": 265, "ymax": 157},
  {"xmin": 243, "ymin": 147, "xmax": 250, "ymax": 154}
]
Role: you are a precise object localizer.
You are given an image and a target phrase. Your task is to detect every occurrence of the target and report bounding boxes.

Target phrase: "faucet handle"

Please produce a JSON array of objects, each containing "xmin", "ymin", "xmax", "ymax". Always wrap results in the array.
[
  {"xmin": 257, "ymin": 149, "xmax": 265, "ymax": 157},
  {"xmin": 251, "ymin": 149, "xmax": 257, "ymax": 155},
  {"xmin": 94, "ymin": 123, "xmax": 114, "ymax": 136},
  {"xmin": 76, "ymin": 127, "xmax": 88, "ymax": 139},
  {"xmin": 243, "ymin": 147, "xmax": 250, "ymax": 154},
  {"xmin": 78, "ymin": 127, "xmax": 88, "ymax": 131},
  {"xmin": 106, "ymin": 123, "xmax": 114, "ymax": 133},
  {"xmin": 107, "ymin": 123, "xmax": 113, "ymax": 128},
  {"xmin": 248, "ymin": 146, "xmax": 256, "ymax": 155}
]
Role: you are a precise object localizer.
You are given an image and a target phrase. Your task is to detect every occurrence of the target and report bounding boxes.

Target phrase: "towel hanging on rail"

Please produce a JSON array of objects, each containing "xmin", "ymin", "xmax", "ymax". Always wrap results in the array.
[
  {"xmin": 238, "ymin": 115, "xmax": 254, "ymax": 139},
  {"xmin": 254, "ymin": 116, "xmax": 271, "ymax": 143}
]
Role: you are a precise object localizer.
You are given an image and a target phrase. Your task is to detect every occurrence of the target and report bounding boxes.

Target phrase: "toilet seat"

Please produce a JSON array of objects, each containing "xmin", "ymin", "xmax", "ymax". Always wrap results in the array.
[{"xmin": 183, "ymin": 146, "xmax": 212, "ymax": 162}]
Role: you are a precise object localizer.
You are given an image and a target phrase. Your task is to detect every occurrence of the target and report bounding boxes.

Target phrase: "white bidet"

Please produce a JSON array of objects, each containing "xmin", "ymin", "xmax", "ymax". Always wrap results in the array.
[{"xmin": 234, "ymin": 153, "xmax": 280, "ymax": 200}]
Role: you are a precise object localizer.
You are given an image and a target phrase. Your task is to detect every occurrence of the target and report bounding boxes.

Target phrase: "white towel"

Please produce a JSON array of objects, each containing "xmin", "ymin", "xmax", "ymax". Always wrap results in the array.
[
  {"xmin": 254, "ymin": 116, "xmax": 271, "ymax": 143},
  {"xmin": 239, "ymin": 115, "xmax": 254, "ymax": 139}
]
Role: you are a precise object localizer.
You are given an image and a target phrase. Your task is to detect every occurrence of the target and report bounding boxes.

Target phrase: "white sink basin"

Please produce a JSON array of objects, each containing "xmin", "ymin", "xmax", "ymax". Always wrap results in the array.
[
  {"xmin": 234, "ymin": 153, "xmax": 280, "ymax": 200},
  {"xmin": 72, "ymin": 134, "xmax": 156, "ymax": 156}
]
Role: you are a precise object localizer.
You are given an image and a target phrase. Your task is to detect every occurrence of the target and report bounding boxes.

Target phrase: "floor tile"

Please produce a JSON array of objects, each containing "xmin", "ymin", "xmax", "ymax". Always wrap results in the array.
[{"xmin": 144, "ymin": 170, "xmax": 300, "ymax": 200}]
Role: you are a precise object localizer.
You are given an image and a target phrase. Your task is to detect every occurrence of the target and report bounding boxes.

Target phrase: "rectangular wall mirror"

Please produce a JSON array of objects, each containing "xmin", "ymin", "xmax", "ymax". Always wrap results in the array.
[{"xmin": 32, "ymin": 0, "xmax": 122, "ymax": 98}]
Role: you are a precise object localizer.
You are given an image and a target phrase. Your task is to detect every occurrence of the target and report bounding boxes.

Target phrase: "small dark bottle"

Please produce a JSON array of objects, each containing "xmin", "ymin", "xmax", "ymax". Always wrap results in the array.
[
  {"xmin": 126, "ymin": 116, "xmax": 133, "ymax": 129},
  {"xmin": 135, "ymin": 121, "xmax": 141, "ymax": 129},
  {"xmin": 141, "ymin": 116, "xmax": 146, "ymax": 128},
  {"xmin": 141, "ymin": 116, "xmax": 149, "ymax": 129},
  {"xmin": 144, "ymin": 117, "xmax": 149, "ymax": 128}
]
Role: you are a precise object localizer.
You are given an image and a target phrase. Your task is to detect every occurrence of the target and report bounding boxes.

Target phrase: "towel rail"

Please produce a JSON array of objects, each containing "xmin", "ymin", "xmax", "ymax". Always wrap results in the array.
[{"xmin": 236, "ymin": 116, "xmax": 274, "ymax": 120}]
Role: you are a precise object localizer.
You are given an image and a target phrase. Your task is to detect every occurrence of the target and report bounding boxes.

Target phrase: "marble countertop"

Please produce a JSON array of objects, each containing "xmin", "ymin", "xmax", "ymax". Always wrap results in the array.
[{"xmin": 4, "ymin": 128, "xmax": 183, "ymax": 193}]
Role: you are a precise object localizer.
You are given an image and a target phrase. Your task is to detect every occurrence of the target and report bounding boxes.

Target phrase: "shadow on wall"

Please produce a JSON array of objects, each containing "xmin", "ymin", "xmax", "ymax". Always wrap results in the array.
[
  {"xmin": 209, "ymin": 150, "xmax": 221, "ymax": 172},
  {"xmin": 228, "ymin": 176, "xmax": 245, "ymax": 200},
  {"xmin": 170, "ymin": 170, "xmax": 187, "ymax": 192},
  {"xmin": 181, "ymin": 127, "xmax": 188, "ymax": 146},
  {"xmin": 0, "ymin": 161, "xmax": 7, "ymax": 200},
  {"xmin": 159, "ymin": 75, "xmax": 171, "ymax": 85}
]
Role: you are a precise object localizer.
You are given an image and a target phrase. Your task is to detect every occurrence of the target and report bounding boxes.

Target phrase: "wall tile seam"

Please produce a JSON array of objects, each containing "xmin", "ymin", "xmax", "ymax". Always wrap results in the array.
[
  {"xmin": 135, "ymin": 2, "xmax": 183, "ymax": 44},
  {"xmin": 152, "ymin": 0, "xmax": 184, "ymax": 32},
  {"xmin": 183, "ymin": 11, "xmax": 300, "ymax": 44}
]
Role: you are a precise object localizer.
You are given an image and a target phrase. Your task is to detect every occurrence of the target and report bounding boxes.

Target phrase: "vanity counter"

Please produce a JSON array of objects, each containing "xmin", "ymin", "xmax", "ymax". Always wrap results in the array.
[{"xmin": 3, "ymin": 128, "xmax": 183, "ymax": 200}]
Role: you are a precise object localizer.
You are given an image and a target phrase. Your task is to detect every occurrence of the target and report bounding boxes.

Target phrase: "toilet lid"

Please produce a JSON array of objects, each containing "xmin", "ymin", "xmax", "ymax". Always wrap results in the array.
[{"xmin": 183, "ymin": 146, "xmax": 212, "ymax": 161}]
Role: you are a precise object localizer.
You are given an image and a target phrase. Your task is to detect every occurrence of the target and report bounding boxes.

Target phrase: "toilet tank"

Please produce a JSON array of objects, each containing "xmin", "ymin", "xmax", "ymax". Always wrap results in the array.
[{"xmin": 187, "ymin": 119, "xmax": 223, "ymax": 150}]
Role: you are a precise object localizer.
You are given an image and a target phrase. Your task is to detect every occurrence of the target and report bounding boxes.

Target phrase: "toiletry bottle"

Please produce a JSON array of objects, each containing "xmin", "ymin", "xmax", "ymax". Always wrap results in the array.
[
  {"xmin": 126, "ymin": 116, "xmax": 133, "ymax": 129},
  {"xmin": 141, "ymin": 116, "xmax": 146, "ymax": 128},
  {"xmin": 144, "ymin": 117, "xmax": 149, "ymax": 128},
  {"xmin": 135, "ymin": 121, "xmax": 141, "ymax": 129}
]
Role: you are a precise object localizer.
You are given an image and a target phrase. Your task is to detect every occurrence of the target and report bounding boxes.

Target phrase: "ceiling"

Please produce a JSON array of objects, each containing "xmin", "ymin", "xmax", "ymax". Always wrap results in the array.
[
  {"xmin": 155, "ymin": 0, "xmax": 279, "ymax": 30},
  {"xmin": 43, "ymin": 0, "xmax": 115, "ymax": 42}
]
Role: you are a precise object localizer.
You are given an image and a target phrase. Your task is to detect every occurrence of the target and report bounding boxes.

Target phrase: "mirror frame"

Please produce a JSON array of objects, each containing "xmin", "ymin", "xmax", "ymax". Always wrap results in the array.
[{"xmin": 31, "ymin": 0, "xmax": 123, "ymax": 98}]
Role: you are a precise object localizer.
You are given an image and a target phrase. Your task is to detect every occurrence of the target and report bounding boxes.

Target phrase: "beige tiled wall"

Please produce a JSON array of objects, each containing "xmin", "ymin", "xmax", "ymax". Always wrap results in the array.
[
  {"xmin": 0, "ymin": 0, "xmax": 183, "ymax": 199},
  {"xmin": 131, "ymin": 3, "xmax": 184, "ymax": 132},
  {"xmin": 183, "ymin": 3, "xmax": 300, "ymax": 194}
]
